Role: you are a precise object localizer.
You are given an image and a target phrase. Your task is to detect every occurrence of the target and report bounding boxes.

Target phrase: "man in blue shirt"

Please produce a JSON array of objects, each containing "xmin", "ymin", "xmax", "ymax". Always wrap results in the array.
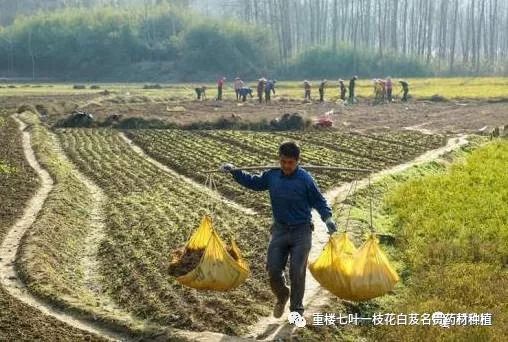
[
  {"xmin": 238, "ymin": 86, "xmax": 253, "ymax": 102},
  {"xmin": 264, "ymin": 80, "xmax": 276, "ymax": 103},
  {"xmin": 220, "ymin": 142, "xmax": 337, "ymax": 318}
]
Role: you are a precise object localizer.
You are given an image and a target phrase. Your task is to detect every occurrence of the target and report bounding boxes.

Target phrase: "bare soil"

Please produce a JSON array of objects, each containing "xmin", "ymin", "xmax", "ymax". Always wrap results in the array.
[{"xmin": 8, "ymin": 94, "xmax": 504, "ymax": 134}]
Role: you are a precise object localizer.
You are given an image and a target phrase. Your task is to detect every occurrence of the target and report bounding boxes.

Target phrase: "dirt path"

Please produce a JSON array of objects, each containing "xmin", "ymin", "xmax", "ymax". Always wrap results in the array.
[
  {"xmin": 243, "ymin": 134, "xmax": 469, "ymax": 341},
  {"xmin": 118, "ymin": 131, "xmax": 257, "ymax": 215},
  {"xmin": 0, "ymin": 115, "xmax": 128, "ymax": 342}
]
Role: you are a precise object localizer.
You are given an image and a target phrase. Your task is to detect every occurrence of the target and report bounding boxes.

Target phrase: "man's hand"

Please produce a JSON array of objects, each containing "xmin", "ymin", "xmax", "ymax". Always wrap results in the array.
[
  {"xmin": 219, "ymin": 163, "xmax": 235, "ymax": 173},
  {"xmin": 325, "ymin": 217, "xmax": 337, "ymax": 235}
]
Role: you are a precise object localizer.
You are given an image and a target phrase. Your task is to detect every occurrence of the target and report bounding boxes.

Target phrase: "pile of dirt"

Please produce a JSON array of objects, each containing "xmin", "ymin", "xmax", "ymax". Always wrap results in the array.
[
  {"xmin": 270, "ymin": 112, "xmax": 311, "ymax": 130},
  {"xmin": 143, "ymin": 84, "xmax": 162, "ymax": 89},
  {"xmin": 168, "ymin": 245, "xmax": 241, "ymax": 277},
  {"xmin": 16, "ymin": 104, "xmax": 37, "ymax": 114},
  {"xmin": 168, "ymin": 248, "xmax": 204, "ymax": 277},
  {"xmin": 429, "ymin": 94, "xmax": 448, "ymax": 102}
]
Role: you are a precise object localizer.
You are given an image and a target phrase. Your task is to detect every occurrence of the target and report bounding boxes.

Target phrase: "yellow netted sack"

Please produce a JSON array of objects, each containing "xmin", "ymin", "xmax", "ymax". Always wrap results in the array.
[
  {"xmin": 168, "ymin": 215, "xmax": 213, "ymax": 277},
  {"xmin": 309, "ymin": 232, "xmax": 357, "ymax": 299},
  {"xmin": 177, "ymin": 222, "xmax": 250, "ymax": 291},
  {"xmin": 349, "ymin": 234, "xmax": 399, "ymax": 301},
  {"xmin": 186, "ymin": 215, "xmax": 213, "ymax": 250}
]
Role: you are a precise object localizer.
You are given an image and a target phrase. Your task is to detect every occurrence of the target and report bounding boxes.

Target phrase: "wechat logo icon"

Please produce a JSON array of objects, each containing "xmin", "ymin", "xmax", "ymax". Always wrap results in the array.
[{"xmin": 288, "ymin": 311, "xmax": 307, "ymax": 328}]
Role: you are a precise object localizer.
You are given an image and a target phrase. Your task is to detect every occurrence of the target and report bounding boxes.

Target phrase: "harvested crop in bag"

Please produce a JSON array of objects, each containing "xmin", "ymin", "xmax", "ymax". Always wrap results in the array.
[
  {"xmin": 169, "ymin": 215, "xmax": 250, "ymax": 290},
  {"xmin": 177, "ymin": 229, "xmax": 249, "ymax": 291},
  {"xmin": 349, "ymin": 234, "xmax": 399, "ymax": 301},
  {"xmin": 309, "ymin": 232, "xmax": 357, "ymax": 299}
]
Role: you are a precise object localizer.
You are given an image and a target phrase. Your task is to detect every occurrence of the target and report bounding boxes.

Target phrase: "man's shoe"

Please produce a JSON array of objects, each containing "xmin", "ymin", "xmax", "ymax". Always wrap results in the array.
[{"xmin": 273, "ymin": 293, "xmax": 289, "ymax": 318}]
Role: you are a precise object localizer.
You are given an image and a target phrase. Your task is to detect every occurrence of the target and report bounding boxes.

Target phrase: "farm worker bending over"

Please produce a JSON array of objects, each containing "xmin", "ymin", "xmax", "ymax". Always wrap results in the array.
[
  {"xmin": 220, "ymin": 142, "xmax": 337, "ymax": 318},
  {"xmin": 195, "ymin": 86, "xmax": 206, "ymax": 100},
  {"xmin": 239, "ymin": 86, "xmax": 253, "ymax": 102}
]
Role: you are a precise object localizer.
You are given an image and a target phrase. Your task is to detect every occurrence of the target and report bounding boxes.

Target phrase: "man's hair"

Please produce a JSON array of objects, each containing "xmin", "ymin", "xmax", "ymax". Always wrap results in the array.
[{"xmin": 279, "ymin": 141, "xmax": 300, "ymax": 160}]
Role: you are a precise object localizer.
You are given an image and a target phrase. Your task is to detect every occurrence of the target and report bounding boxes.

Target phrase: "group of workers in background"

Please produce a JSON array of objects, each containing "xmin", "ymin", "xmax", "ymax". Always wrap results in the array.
[
  {"xmin": 372, "ymin": 77, "xmax": 410, "ymax": 104},
  {"xmin": 194, "ymin": 76, "xmax": 409, "ymax": 104},
  {"xmin": 305, "ymin": 76, "xmax": 357, "ymax": 103}
]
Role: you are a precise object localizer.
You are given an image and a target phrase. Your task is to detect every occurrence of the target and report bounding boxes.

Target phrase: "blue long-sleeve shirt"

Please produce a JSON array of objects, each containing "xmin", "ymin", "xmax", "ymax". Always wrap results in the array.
[{"xmin": 231, "ymin": 166, "xmax": 332, "ymax": 225}]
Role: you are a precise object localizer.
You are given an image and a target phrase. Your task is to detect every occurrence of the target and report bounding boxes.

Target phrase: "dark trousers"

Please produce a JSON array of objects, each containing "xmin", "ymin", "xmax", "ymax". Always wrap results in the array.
[
  {"xmin": 265, "ymin": 90, "xmax": 271, "ymax": 103},
  {"xmin": 217, "ymin": 86, "xmax": 223, "ymax": 100},
  {"xmin": 258, "ymin": 90, "xmax": 263, "ymax": 103},
  {"xmin": 266, "ymin": 222, "xmax": 312, "ymax": 315},
  {"xmin": 402, "ymin": 89, "xmax": 408, "ymax": 101},
  {"xmin": 319, "ymin": 88, "xmax": 324, "ymax": 102},
  {"xmin": 235, "ymin": 89, "xmax": 240, "ymax": 100}
]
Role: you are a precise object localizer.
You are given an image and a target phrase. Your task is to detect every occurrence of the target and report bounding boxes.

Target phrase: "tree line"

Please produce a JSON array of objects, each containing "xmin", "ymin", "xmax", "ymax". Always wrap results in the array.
[
  {"xmin": 205, "ymin": 0, "xmax": 508, "ymax": 75},
  {"xmin": 0, "ymin": 0, "xmax": 506, "ymax": 80},
  {"xmin": 0, "ymin": 4, "xmax": 276, "ymax": 80}
]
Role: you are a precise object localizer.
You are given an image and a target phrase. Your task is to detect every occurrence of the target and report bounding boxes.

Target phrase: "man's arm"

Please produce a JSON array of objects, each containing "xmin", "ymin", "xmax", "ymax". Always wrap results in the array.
[
  {"xmin": 307, "ymin": 176, "xmax": 337, "ymax": 234},
  {"xmin": 230, "ymin": 169, "xmax": 269, "ymax": 191},
  {"xmin": 307, "ymin": 175, "xmax": 332, "ymax": 221}
]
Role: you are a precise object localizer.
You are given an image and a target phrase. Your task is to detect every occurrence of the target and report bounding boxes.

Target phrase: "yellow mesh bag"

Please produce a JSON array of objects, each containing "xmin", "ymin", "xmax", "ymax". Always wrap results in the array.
[
  {"xmin": 349, "ymin": 234, "xmax": 399, "ymax": 301},
  {"xmin": 310, "ymin": 233, "xmax": 399, "ymax": 301},
  {"xmin": 309, "ymin": 232, "xmax": 357, "ymax": 299},
  {"xmin": 186, "ymin": 215, "xmax": 213, "ymax": 250},
  {"xmin": 176, "ymin": 217, "xmax": 250, "ymax": 291}
]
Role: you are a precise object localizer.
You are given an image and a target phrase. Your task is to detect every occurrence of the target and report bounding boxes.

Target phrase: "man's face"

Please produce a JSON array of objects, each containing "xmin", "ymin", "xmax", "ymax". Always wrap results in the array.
[{"xmin": 279, "ymin": 155, "xmax": 298, "ymax": 175}]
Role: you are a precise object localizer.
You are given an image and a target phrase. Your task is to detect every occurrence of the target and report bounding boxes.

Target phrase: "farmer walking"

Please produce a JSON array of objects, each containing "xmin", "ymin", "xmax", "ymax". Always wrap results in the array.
[{"xmin": 220, "ymin": 142, "xmax": 337, "ymax": 318}]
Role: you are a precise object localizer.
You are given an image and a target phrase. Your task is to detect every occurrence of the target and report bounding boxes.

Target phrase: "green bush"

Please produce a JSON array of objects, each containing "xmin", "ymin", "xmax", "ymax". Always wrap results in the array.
[
  {"xmin": 281, "ymin": 45, "xmax": 431, "ymax": 79},
  {"xmin": 0, "ymin": 5, "xmax": 274, "ymax": 81}
]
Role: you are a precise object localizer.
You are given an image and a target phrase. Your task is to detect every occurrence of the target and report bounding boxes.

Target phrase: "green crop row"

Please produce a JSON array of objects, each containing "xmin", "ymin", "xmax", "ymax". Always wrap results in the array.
[
  {"xmin": 127, "ymin": 129, "xmax": 447, "ymax": 220},
  {"xmin": 125, "ymin": 129, "xmax": 273, "ymax": 215},
  {"xmin": 280, "ymin": 131, "xmax": 444, "ymax": 164}
]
